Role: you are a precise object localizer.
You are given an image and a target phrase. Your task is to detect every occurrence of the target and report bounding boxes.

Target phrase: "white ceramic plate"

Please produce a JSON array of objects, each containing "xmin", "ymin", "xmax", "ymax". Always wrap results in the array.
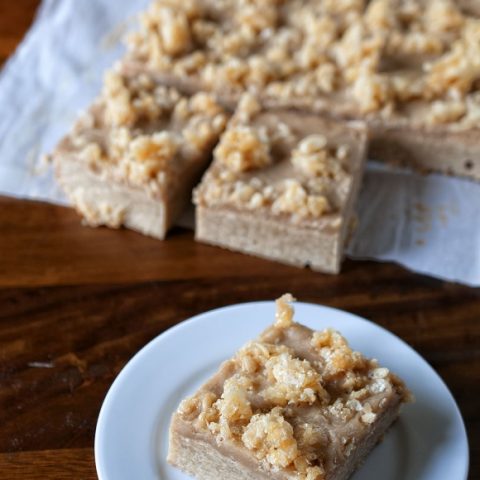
[{"xmin": 95, "ymin": 302, "xmax": 469, "ymax": 480}]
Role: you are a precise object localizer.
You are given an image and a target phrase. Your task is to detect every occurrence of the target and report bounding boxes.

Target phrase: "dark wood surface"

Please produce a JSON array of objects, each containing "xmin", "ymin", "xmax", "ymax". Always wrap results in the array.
[{"xmin": 0, "ymin": 2, "xmax": 479, "ymax": 479}]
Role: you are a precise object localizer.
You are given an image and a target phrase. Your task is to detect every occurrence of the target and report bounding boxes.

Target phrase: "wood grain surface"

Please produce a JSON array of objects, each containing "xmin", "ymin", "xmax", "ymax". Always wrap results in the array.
[{"xmin": 0, "ymin": 2, "xmax": 479, "ymax": 479}]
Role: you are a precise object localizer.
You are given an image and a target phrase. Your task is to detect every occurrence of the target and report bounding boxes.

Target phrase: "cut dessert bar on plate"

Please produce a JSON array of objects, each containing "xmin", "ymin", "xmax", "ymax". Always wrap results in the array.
[
  {"xmin": 52, "ymin": 68, "xmax": 229, "ymax": 239},
  {"xmin": 168, "ymin": 294, "xmax": 412, "ymax": 480},
  {"xmin": 126, "ymin": 0, "xmax": 480, "ymax": 180},
  {"xmin": 194, "ymin": 95, "xmax": 367, "ymax": 273}
]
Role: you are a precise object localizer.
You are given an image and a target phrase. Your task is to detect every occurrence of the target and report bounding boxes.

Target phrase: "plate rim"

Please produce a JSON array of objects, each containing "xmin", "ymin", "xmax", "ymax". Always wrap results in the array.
[{"xmin": 94, "ymin": 300, "xmax": 470, "ymax": 480}]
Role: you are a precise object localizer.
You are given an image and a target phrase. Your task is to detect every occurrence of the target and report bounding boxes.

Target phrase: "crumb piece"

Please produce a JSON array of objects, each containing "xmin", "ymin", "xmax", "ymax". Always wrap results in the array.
[
  {"xmin": 214, "ymin": 126, "xmax": 271, "ymax": 173},
  {"xmin": 128, "ymin": 132, "xmax": 179, "ymax": 182},
  {"xmin": 360, "ymin": 403, "xmax": 377, "ymax": 424},
  {"xmin": 275, "ymin": 293, "xmax": 296, "ymax": 328},
  {"xmin": 156, "ymin": 7, "xmax": 192, "ymax": 56},
  {"xmin": 292, "ymin": 135, "xmax": 349, "ymax": 178},
  {"xmin": 351, "ymin": 67, "xmax": 392, "ymax": 114},
  {"xmin": 272, "ymin": 180, "xmax": 331, "ymax": 220},
  {"xmin": 428, "ymin": 100, "xmax": 467, "ymax": 124},
  {"xmin": 425, "ymin": 0, "xmax": 465, "ymax": 34},
  {"xmin": 213, "ymin": 374, "xmax": 253, "ymax": 438},
  {"xmin": 425, "ymin": 19, "xmax": 480, "ymax": 99},
  {"xmin": 236, "ymin": 93, "xmax": 262, "ymax": 123},
  {"xmin": 103, "ymin": 71, "xmax": 180, "ymax": 128},
  {"xmin": 237, "ymin": 341, "xmax": 292, "ymax": 375},
  {"xmin": 311, "ymin": 329, "xmax": 370, "ymax": 383},
  {"xmin": 242, "ymin": 407, "xmax": 298, "ymax": 469},
  {"xmin": 263, "ymin": 352, "xmax": 330, "ymax": 406}
]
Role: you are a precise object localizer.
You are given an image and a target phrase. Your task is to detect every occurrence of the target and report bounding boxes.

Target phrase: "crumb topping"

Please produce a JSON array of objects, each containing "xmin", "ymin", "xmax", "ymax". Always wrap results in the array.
[
  {"xmin": 128, "ymin": 0, "xmax": 480, "ymax": 129},
  {"xmin": 271, "ymin": 180, "xmax": 332, "ymax": 220},
  {"xmin": 194, "ymin": 100, "xmax": 352, "ymax": 223},
  {"xmin": 214, "ymin": 374, "xmax": 254, "ymax": 439},
  {"xmin": 263, "ymin": 352, "xmax": 330, "ymax": 406},
  {"xmin": 103, "ymin": 71, "xmax": 180, "ymax": 128},
  {"xmin": 71, "ymin": 71, "xmax": 228, "ymax": 191},
  {"xmin": 237, "ymin": 341, "xmax": 292, "ymax": 375},
  {"xmin": 176, "ymin": 294, "xmax": 412, "ymax": 479}
]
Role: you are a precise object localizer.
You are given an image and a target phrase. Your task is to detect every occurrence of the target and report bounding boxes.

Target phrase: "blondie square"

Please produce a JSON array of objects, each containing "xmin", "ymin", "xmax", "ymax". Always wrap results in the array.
[
  {"xmin": 194, "ymin": 96, "xmax": 367, "ymax": 273},
  {"xmin": 53, "ymin": 67, "xmax": 229, "ymax": 239},
  {"xmin": 168, "ymin": 294, "xmax": 411, "ymax": 480}
]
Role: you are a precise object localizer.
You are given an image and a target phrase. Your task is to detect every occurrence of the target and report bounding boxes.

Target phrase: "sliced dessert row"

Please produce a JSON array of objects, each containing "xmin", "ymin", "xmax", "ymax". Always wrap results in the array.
[
  {"xmin": 125, "ymin": 0, "xmax": 480, "ymax": 180},
  {"xmin": 53, "ymin": 67, "xmax": 366, "ymax": 273}
]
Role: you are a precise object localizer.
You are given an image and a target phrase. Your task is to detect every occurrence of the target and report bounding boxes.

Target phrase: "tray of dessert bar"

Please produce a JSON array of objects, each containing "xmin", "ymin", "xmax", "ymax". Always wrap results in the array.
[{"xmin": 95, "ymin": 297, "xmax": 469, "ymax": 480}]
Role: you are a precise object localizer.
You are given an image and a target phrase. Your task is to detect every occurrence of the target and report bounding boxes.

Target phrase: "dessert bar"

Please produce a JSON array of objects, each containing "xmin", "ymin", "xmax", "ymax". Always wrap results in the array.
[
  {"xmin": 168, "ymin": 294, "xmax": 412, "ymax": 480},
  {"xmin": 53, "ymin": 68, "xmax": 229, "ymax": 239},
  {"xmin": 194, "ymin": 96, "xmax": 367, "ymax": 273}
]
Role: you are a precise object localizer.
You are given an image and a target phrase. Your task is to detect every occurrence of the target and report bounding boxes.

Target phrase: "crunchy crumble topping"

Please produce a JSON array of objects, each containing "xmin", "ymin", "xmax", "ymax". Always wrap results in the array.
[
  {"xmin": 213, "ymin": 374, "xmax": 254, "ymax": 439},
  {"xmin": 195, "ymin": 173, "xmax": 334, "ymax": 222},
  {"xmin": 235, "ymin": 93, "xmax": 263, "ymax": 123},
  {"xmin": 175, "ymin": 294, "xmax": 412, "ymax": 478},
  {"xmin": 237, "ymin": 341, "xmax": 292, "ymax": 377},
  {"xmin": 263, "ymin": 352, "xmax": 330, "ymax": 406},
  {"xmin": 311, "ymin": 329, "xmax": 371, "ymax": 388},
  {"xmin": 424, "ymin": 18, "xmax": 480, "ymax": 99},
  {"xmin": 194, "ymin": 104, "xmax": 352, "ymax": 223},
  {"xmin": 71, "ymin": 71, "xmax": 228, "ymax": 190},
  {"xmin": 103, "ymin": 71, "xmax": 180, "ymax": 128},
  {"xmin": 271, "ymin": 180, "xmax": 331, "ymax": 221},
  {"xmin": 129, "ymin": 0, "xmax": 200, "ymax": 61},
  {"xmin": 127, "ymin": 0, "xmax": 480, "ymax": 128},
  {"xmin": 127, "ymin": 132, "xmax": 179, "ymax": 182}
]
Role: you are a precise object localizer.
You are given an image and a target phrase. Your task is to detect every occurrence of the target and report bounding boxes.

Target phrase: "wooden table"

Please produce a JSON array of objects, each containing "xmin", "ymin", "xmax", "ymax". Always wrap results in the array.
[{"xmin": 0, "ymin": 2, "xmax": 478, "ymax": 479}]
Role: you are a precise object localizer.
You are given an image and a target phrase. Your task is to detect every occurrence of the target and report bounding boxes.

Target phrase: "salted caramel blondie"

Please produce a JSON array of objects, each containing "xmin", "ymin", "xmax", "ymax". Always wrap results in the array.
[
  {"xmin": 194, "ymin": 96, "xmax": 367, "ymax": 273},
  {"xmin": 168, "ymin": 294, "xmax": 412, "ymax": 480},
  {"xmin": 126, "ymin": 0, "xmax": 480, "ymax": 180},
  {"xmin": 53, "ymin": 68, "xmax": 229, "ymax": 239}
]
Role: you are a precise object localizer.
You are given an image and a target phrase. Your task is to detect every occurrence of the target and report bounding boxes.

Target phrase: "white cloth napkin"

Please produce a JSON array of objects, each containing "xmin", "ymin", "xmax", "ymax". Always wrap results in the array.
[{"xmin": 1, "ymin": 0, "xmax": 480, "ymax": 286}]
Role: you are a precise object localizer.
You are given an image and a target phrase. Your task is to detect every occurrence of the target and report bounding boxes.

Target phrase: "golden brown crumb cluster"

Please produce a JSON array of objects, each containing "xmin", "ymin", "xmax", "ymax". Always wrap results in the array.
[
  {"xmin": 271, "ymin": 179, "xmax": 332, "ymax": 220},
  {"xmin": 127, "ymin": 0, "xmax": 480, "ymax": 128},
  {"xmin": 291, "ymin": 135, "xmax": 349, "ymax": 178},
  {"xmin": 214, "ymin": 125, "xmax": 272, "ymax": 173},
  {"xmin": 71, "ymin": 71, "xmax": 228, "ymax": 191},
  {"xmin": 177, "ymin": 294, "xmax": 411, "ymax": 479},
  {"xmin": 194, "ymin": 96, "xmax": 351, "ymax": 222}
]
